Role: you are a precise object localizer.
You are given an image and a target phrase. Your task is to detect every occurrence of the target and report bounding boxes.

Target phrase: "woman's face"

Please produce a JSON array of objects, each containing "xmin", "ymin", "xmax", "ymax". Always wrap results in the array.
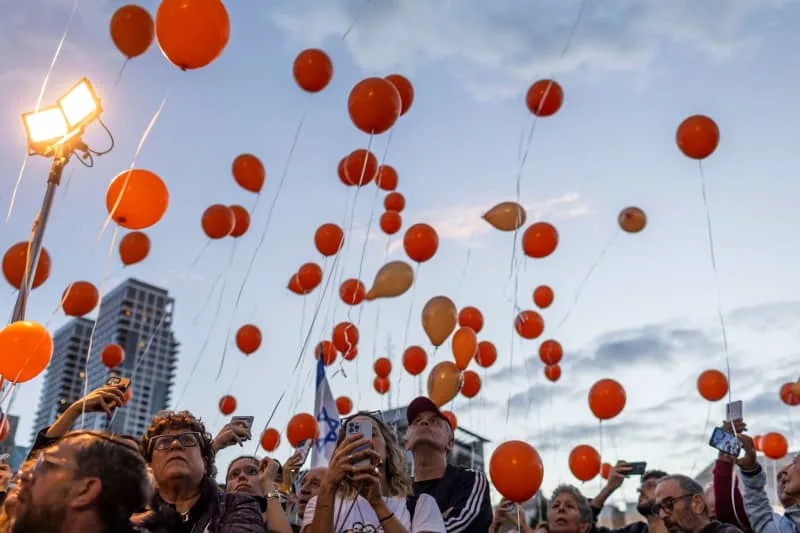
[
  {"xmin": 352, "ymin": 415, "xmax": 387, "ymax": 462},
  {"xmin": 548, "ymin": 491, "xmax": 589, "ymax": 533},
  {"xmin": 149, "ymin": 428, "xmax": 206, "ymax": 488}
]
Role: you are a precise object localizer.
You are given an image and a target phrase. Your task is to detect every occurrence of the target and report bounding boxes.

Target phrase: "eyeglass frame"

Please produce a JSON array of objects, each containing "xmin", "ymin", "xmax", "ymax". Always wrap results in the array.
[
  {"xmin": 148, "ymin": 431, "xmax": 202, "ymax": 454},
  {"xmin": 653, "ymin": 493, "xmax": 695, "ymax": 514}
]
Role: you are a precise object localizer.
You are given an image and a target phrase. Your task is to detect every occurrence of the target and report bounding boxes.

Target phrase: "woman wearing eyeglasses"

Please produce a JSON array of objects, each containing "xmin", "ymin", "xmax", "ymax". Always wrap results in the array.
[
  {"xmin": 133, "ymin": 410, "xmax": 266, "ymax": 533},
  {"xmin": 302, "ymin": 411, "xmax": 445, "ymax": 533}
]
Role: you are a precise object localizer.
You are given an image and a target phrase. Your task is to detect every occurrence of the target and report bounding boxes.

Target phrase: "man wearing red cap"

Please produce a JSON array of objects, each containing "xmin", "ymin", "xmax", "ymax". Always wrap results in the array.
[{"xmin": 405, "ymin": 396, "xmax": 492, "ymax": 533}]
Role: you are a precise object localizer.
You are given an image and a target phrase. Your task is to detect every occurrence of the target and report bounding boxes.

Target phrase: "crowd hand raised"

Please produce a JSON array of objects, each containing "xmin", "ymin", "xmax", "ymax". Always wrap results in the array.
[
  {"xmin": 718, "ymin": 420, "xmax": 747, "ymax": 462},
  {"xmin": 350, "ymin": 460, "xmax": 384, "ymax": 507},
  {"xmin": 285, "ymin": 450, "xmax": 305, "ymax": 472},
  {"xmin": 75, "ymin": 385, "xmax": 126, "ymax": 417},
  {"xmin": 212, "ymin": 422, "xmax": 252, "ymax": 452},
  {"xmin": 259, "ymin": 457, "xmax": 279, "ymax": 494},
  {"xmin": 320, "ymin": 434, "xmax": 374, "ymax": 492},
  {"xmin": 735, "ymin": 433, "xmax": 758, "ymax": 471},
  {"xmin": 607, "ymin": 461, "xmax": 632, "ymax": 489}
]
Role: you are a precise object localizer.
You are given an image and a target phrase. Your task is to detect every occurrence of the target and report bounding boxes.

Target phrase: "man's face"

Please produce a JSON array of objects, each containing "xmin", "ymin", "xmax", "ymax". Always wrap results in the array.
[
  {"xmin": 226, "ymin": 458, "xmax": 261, "ymax": 496},
  {"xmin": 297, "ymin": 467, "xmax": 327, "ymax": 518},
  {"xmin": 149, "ymin": 429, "xmax": 205, "ymax": 487},
  {"xmin": 781, "ymin": 455, "xmax": 800, "ymax": 500},
  {"xmin": 405, "ymin": 411, "xmax": 452, "ymax": 452},
  {"xmin": 655, "ymin": 480, "xmax": 705, "ymax": 533},
  {"xmin": 636, "ymin": 476, "xmax": 659, "ymax": 516}
]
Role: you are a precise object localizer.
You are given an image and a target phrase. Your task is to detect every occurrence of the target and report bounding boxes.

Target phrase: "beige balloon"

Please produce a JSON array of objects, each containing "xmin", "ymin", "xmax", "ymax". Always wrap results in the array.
[
  {"xmin": 482, "ymin": 201, "xmax": 527, "ymax": 231},
  {"xmin": 422, "ymin": 295, "xmax": 457, "ymax": 347},
  {"xmin": 365, "ymin": 261, "xmax": 414, "ymax": 301},
  {"xmin": 618, "ymin": 207, "xmax": 647, "ymax": 233},
  {"xmin": 427, "ymin": 361, "xmax": 462, "ymax": 407}
]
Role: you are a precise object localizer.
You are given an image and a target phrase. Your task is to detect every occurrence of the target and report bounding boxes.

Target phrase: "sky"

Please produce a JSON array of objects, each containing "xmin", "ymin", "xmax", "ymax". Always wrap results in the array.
[{"xmin": 1, "ymin": 0, "xmax": 800, "ymax": 505}]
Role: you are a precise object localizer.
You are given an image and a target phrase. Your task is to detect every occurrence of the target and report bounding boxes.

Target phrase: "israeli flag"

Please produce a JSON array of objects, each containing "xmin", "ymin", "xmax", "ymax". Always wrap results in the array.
[{"xmin": 311, "ymin": 357, "xmax": 340, "ymax": 468}]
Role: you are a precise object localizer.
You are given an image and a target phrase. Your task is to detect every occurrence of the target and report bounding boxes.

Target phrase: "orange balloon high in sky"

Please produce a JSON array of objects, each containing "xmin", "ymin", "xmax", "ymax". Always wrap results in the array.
[
  {"xmin": 348, "ymin": 77, "xmax": 402, "ymax": 134},
  {"xmin": 293, "ymin": 48, "xmax": 333, "ymax": 93},
  {"xmin": 676, "ymin": 115, "xmax": 719, "ymax": 160},
  {"xmin": 3, "ymin": 242, "xmax": 51, "ymax": 290},
  {"xmin": 106, "ymin": 169, "xmax": 169, "ymax": 230},
  {"xmin": 110, "ymin": 4, "xmax": 154, "ymax": 59},
  {"xmin": 451, "ymin": 327, "xmax": 477, "ymax": 370},
  {"xmin": 490, "ymin": 441, "xmax": 544, "ymax": 503},
  {"xmin": 155, "ymin": 0, "xmax": 230, "ymax": 70},
  {"xmin": 697, "ymin": 369, "xmax": 728, "ymax": 402},
  {"xmin": 421, "ymin": 296, "xmax": 457, "ymax": 346},
  {"xmin": 588, "ymin": 378, "xmax": 626, "ymax": 420},
  {"xmin": 0, "ymin": 321, "xmax": 54, "ymax": 383}
]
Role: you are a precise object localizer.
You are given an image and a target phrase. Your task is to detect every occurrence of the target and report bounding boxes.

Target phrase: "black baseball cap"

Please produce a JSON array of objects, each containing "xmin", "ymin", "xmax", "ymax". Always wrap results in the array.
[{"xmin": 407, "ymin": 396, "xmax": 449, "ymax": 426}]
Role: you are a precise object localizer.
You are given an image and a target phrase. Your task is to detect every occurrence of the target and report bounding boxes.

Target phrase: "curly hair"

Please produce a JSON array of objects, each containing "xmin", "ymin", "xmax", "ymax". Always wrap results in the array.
[
  {"xmin": 140, "ymin": 410, "xmax": 216, "ymax": 478},
  {"xmin": 335, "ymin": 412, "xmax": 412, "ymax": 498},
  {"xmin": 549, "ymin": 485, "xmax": 593, "ymax": 524}
]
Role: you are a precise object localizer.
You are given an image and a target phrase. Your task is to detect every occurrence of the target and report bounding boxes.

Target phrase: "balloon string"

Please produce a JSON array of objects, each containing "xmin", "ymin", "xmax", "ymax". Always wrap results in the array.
[
  {"xmin": 698, "ymin": 161, "xmax": 732, "ymax": 400},
  {"xmin": 397, "ymin": 262, "xmax": 420, "ymax": 399},
  {"xmin": 689, "ymin": 402, "xmax": 713, "ymax": 477},
  {"xmin": 189, "ymin": 240, "xmax": 212, "ymax": 270},
  {"xmin": 214, "ymin": 241, "xmax": 241, "ymax": 380},
  {"xmin": 79, "ymin": 226, "xmax": 118, "ymax": 429},
  {"xmin": 112, "ymin": 58, "xmax": 129, "ymax": 91},
  {"xmin": 504, "ymin": 252, "xmax": 523, "ymax": 427},
  {"xmin": 341, "ymin": 0, "xmax": 373, "ymax": 40},
  {"xmin": 191, "ymin": 273, "xmax": 222, "ymax": 327},
  {"xmin": 5, "ymin": 0, "xmax": 79, "ymax": 223}
]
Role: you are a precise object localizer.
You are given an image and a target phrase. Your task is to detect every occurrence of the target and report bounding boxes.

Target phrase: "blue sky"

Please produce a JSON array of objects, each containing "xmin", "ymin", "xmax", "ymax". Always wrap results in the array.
[{"xmin": 1, "ymin": 0, "xmax": 800, "ymax": 502}]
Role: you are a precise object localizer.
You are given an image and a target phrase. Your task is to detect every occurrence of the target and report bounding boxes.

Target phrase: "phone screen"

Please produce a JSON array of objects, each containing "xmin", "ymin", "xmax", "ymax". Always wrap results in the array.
[
  {"xmin": 231, "ymin": 416, "xmax": 254, "ymax": 431},
  {"xmin": 295, "ymin": 439, "xmax": 312, "ymax": 464},
  {"xmin": 627, "ymin": 461, "xmax": 647, "ymax": 476},
  {"xmin": 709, "ymin": 426, "xmax": 741, "ymax": 457},
  {"xmin": 106, "ymin": 376, "xmax": 130, "ymax": 391},
  {"xmin": 346, "ymin": 420, "xmax": 372, "ymax": 467}
]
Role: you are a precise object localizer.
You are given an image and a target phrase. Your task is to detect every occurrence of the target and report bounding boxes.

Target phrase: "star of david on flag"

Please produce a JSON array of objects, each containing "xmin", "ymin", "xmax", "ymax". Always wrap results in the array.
[{"xmin": 311, "ymin": 357, "xmax": 340, "ymax": 468}]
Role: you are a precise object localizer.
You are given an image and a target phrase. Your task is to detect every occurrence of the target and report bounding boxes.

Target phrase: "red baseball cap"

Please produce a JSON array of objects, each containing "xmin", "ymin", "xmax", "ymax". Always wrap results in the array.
[{"xmin": 406, "ymin": 396, "xmax": 449, "ymax": 426}]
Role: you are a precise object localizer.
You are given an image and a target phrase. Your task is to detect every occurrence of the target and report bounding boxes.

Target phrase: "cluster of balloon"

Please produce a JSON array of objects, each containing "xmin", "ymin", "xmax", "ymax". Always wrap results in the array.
[
  {"xmin": 0, "ymin": 321, "xmax": 54, "ymax": 383},
  {"xmin": 490, "ymin": 440, "xmax": 544, "ymax": 503},
  {"xmin": 155, "ymin": 0, "xmax": 230, "ymax": 71},
  {"xmin": 780, "ymin": 382, "xmax": 800, "ymax": 406},
  {"xmin": 588, "ymin": 378, "xmax": 626, "ymax": 421},
  {"xmin": 539, "ymin": 339, "xmax": 563, "ymax": 382},
  {"xmin": 235, "ymin": 324, "xmax": 261, "ymax": 355},
  {"xmin": 287, "ymin": 412, "xmax": 318, "ymax": 447},
  {"xmin": 119, "ymin": 231, "xmax": 150, "ymax": 266},
  {"xmin": 569, "ymin": 444, "xmax": 602, "ymax": 481},
  {"xmin": 261, "ymin": 427, "xmax": 280, "ymax": 452},
  {"xmin": 61, "ymin": 281, "xmax": 99, "ymax": 317},
  {"xmin": 347, "ymin": 74, "xmax": 412, "ymax": 136},
  {"xmin": 110, "ymin": 4, "xmax": 154, "ymax": 60},
  {"xmin": 101, "ymin": 344, "xmax": 125, "ymax": 368},
  {"xmin": 219, "ymin": 394, "xmax": 236, "ymax": 415},
  {"xmin": 336, "ymin": 395, "xmax": 353, "ymax": 416},
  {"xmin": 2, "ymin": 242, "xmax": 51, "ymax": 290},
  {"xmin": 697, "ymin": 369, "xmax": 729, "ymax": 402},
  {"xmin": 289, "ymin": 263, "xmax": 323, "ymax": 295},
  {"xmin": 378, "ymin": 169, "xmax": 402, "ymax": 235},
  {"xmin": 754, "ymin": 432, "xmax": 788, "ymax": 460},
  {"xmin": 201, "ymin": 204, "xmax": 249, "ymax": 239},
  {"xmin": 373, "ymin": 357, "xmax": 392, "ymax": 395},
  {"xmin": 330, "ymin": 322, "xmax": 359, "ymax": 362}
]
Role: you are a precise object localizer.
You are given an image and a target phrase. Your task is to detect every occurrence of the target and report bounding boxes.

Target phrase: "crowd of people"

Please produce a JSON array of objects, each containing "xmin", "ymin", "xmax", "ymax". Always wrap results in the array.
[{"xmin": 0, "ymin": 383, "xmax": 797, "ymax": 533}]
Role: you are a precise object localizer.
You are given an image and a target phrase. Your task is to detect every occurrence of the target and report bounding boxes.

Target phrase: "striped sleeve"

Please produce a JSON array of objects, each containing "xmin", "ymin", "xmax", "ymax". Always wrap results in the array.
[{"xmin": 443, "ymin": 468, "xmax": 492, "ymax": 533}]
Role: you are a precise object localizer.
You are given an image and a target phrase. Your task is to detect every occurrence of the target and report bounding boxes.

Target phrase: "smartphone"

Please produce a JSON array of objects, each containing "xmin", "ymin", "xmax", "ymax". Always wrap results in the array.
[
  {"xmin": 231, "ymin": 416, "xmax": 254, "ymax": 431},
  {"xmin": 106, "ymin": 376, "xmax": 131, "ymax": 392},
  {"xmin": 346, "ymin": 419, "xmax": 373, "ymax": 468},
  {"xmin": 0, "ymin": 454, "xmax": 10, "ymax": 465},
  {"xmin": 627, "ymin": 461, "xmax": 647, "ymax": 476},
  {"xmin": 294, "ymin": 439, "xmax": 312, "ymax": 464},
  {"xmin": 709, "ymin": 426, "xmax": 742, "ymax": 457},
  {"xmin": 726, "ymin": 400, "xmax": 743, "ymax": 421}
]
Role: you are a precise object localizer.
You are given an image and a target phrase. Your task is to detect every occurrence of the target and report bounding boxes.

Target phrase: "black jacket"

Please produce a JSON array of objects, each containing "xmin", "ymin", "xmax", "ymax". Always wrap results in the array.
[{"xmin": 413, "ymin": 464, "xmax": 493, "ymax": 533}]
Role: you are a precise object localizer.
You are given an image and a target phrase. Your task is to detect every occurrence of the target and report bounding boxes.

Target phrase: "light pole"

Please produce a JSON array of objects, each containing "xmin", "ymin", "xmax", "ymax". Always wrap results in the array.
[{"xmin": 14, "ymin": 77, "xmax": 108, "ymax": 322}]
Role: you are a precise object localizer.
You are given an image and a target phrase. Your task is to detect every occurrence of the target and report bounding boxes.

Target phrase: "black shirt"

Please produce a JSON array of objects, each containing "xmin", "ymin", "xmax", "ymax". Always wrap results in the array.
[{"xmin": 413, "ymin": 464, "xmax": 493, "ymax": 533}]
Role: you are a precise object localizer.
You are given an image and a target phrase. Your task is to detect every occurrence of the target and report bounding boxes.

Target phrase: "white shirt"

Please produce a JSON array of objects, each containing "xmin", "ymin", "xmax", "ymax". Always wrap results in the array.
[{"xmin": 302, "ymin": 493, "xmax": 446, "ymax": 532}]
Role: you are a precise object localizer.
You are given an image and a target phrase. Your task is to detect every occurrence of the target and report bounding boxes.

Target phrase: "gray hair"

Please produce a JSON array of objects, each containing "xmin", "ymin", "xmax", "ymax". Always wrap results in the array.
[
  {"xmin": 550, "ymin": 485, "xmax": 593, "ymax": 524},
  {"xmin": 658, "ymin": 474, "xmax": 704, "ymax": 496}
]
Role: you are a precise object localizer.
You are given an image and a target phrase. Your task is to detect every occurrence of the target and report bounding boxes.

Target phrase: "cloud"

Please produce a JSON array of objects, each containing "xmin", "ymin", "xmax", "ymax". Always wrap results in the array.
[{"xmin": 269, "ymin": 0, "xmax": 798, "ymax": 99}]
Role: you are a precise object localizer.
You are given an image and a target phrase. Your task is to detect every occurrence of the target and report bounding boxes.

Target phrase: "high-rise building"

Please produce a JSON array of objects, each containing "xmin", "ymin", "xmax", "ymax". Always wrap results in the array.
[
  {"xmin": 31, "ymin": 317, "xmax": 94, "ymax": 440},
  {"xmin": 85, "ymin": 278, "xmax": 179, "ymax": 437}
]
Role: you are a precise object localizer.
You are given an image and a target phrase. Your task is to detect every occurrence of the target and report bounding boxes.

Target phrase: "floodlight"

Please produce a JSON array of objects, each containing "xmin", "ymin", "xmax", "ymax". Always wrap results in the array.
[
  {"xmin": 56, "ymin": 77, "xmax": 102, "ymax": 129},
  {"xmin": 21, "ymin": 106, "xmax": 69, "ymax": 154}
]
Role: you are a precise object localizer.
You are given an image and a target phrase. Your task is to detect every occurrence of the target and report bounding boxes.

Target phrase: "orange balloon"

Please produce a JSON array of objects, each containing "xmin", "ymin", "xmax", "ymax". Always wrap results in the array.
[
  {"xmin": 101, "ymin": 343, "xmax": 125, "ymax": 368},
  {"xmin": 780, "ymin": 383, "xmax": 800, "ymax": 406},
  {"xmin": 236, "ymin": 324, "xmax": 261, "ymax": 355},
  {"xmin": 201, "ymin": 204, "xmax": 235, "ymax": 239},
  {"xmin": 384, "ymin": 192, "xmax": 405, "ymax": 212},
  {"xmin": 403, "ymin": 346, "xmax": 428, "ymax": 376},
  {"xmin": 287, "ymin": 413, "xmax": 318, "ymax": 447},
  {"xmin": 3, "ymin": 243, "xmax": 51, "ymax": 290},
  {"xmin": 332, "ymin": 322, "xmax": 359, "ymax": 354},
  {"xmin": 155, "ymin": 0, "xmax": 230, "ymax": 70},
  {"xmin": 123, "ymin": 388, "xmax": 133, "ymax": 404},
  {"xmin": 442, "ymin": 410, "xmax": 458, "ymax": 430},
  {"xmin": 762, "ymin": 432, "xmax": 788, "ymax": 460},
  {"xmin": 427, "ymin": 361, "xmax": 462, "ymax": 406},
  {"xmin": 110, "ymin": 4, "xmax": 154, "ymax": 58},
  {"xmin": 385, "ymin": 74, "xmax": 414, "ymax": 115},
  {"xmin": 458, "ymin": 306, "xmax": 484, "ymax": 334},
  {"xmin": 374, "ymin": 376, "xmax": 391, "ymax": 395},
  {"xmin": 119, "ymin": 231, "xmax": 150, "ymax": 265},
  {"xmin": 588, "ymin": 379, "xmax": 626, "ymax": 420},
  {"xmin": 229, "ymin": 205, "xmax": 250, "ymax": 238},
  {"xmin": 452, "ymin": 327, "xmax": 477, "ymax": 370},
  {"xmin": 676, "ymin": 115, "xmax": 719, "ymax": 160},
  {"xmin": 380, "ymin": 211, "xmax": 402, "ymax": 235},
  {"xmin": 340, "ymin": 279, "xmax": 366, "ymax": 305},
  {"xmin": 343, "ymin": 345, "xmax": 358, "ymax": 361},
  {"xmin": 287, "ymin": 274, "xmax": 305, "ymax": 295},
  {"xmin": 483, "ymin": 201, "xmax": 526, "ymax": 232},
  {"xmin": 0, "ymin": 417, "xmax": 9, "ymax": 442},
  {"xmin": 697, "ymin": 370, "xmax": 728, "ymax": 402},
  {"xmin": 297, "ymin": 262, "xmax": 323, "ymax": 292},
  {"xmin": 544, "ymin": 364, "xmax": 561, "ymax": 382},
  {"xmin": 569, "ymin": 444, "xmax": 601, "ymax": 481},
  {"xmin": 754, "ymin": 435, "xmax": 764, "ymax": 452},
  {"xmin": 344, "ymin": 149, "xmax": 379, "ymax": 186},
  {"xmin": 490, "ymin": 441, "xmax": 544, "ymax": 503},
  {"xmin": 315, "ymin": 223, "xmax": 344, "ymax": 256},
  {"xmin": 422, "ymin": 296, "xmax": 458, "ymax": 347},
  {"xmin": 404, "ymin": 223, "xmax": 439, "ymax": 263},
  {"xmin": 461, "ymin": 370, "xmax": 481, "ymax": 398},
  {"xmin": 336, "ymin": 396, "xmax": 353, "ymax": 416},
  {"xmin": 476, "ymin": 341, "xmax": 497, "ymax": 368},
  {"xmin": 526, "ymin": 79, "xmax": 563, "ymax": 117},
  {"xmin": 791, "ymin": 382, "xmax": 800, "ymax": 397},
  {"xmin": 365, "ymin": 261, "xmax": 414, "ymax": 301},
  {"xmin": 515, "ymin": 310, "xmax": 544, "ymax": 340},
  {"xmin": 232, "ymin": 154, "xmax": 265, "ymax": 193},
  {"xmin": 522, "ymin": 222, "xmax": 558, "ymax": 259},
  {"xmin": 376, "ymin": 165, "xmax": 398, "ymax": 191},
  {"xmin": 374, "ymin": 357, "xmax": 392, "ymax": 378},
  {"xmin": 539, "ymin": 339, "xmax": 563, "ymax": 365},
  {"xmin": 0, "ymin": 321, "xmax": 53, "ymax": 383},
  {"xmin": 261, "ymin": 428, "xmax": 280, "ymax": 452},
  {"xmin": 348, "ymin": 77, "xmax": 401, "ymax": 134},
  {"xmin": 293, "ymin": 48, "xmax": 333, "ymax": 93},
  {"xmin": 315, "ymin": 341, "xmax": 337, "ymax": 366},
  {"xmin": 106, "ymin": 169, "xmax": 169, "ymax": 230},
  {"xmin": 62, "ymin": 281, "xmax": 99, "ymax": 317},
  {"xmin": 337, "ymin": 158, "xmax": 354, "ymax": 187},
  {"xmin": 618, "ymin": 207, "xmax": 647, "ymax": 234},
  {"xmin": 533, "ymin": 285, "xmax": 554, "ymax": 308},
  {"xmin": 601, "ymin": 462, "xmax": 612, "ymax": 480}
]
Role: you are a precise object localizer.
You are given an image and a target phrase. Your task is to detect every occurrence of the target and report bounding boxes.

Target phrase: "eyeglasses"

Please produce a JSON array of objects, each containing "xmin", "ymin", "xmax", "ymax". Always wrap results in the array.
[
  {"xmin": 653, "ymin": 494, "xmax": 694, "ymax": 514},
  {"xmin": 150, "ymin": 431, "xmax": 201, "ymax": 453}
]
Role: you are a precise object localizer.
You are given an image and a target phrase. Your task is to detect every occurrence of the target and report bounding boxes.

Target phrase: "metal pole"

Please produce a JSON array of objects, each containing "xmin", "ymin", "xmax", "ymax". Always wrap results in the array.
[{"xmin": 10, "ymin": 151, "xmax": 69, "ymax": 323}]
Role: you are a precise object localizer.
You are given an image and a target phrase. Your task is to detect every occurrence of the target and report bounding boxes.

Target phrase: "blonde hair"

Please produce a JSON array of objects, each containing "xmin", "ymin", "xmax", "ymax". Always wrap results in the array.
[{"xmin": 336, "ymin": 412, "xmax": 412, "ymax": 498}]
